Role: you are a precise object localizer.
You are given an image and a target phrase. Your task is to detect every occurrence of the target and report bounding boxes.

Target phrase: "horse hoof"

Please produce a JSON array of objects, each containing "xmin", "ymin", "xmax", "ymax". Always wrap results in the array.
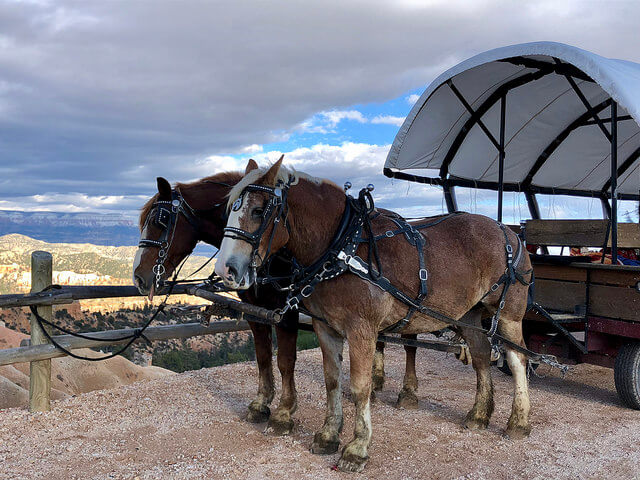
[
  {"xmin": 372, "ymin": 374, "xmax": 385, "ymax": 392},
  {"xmin": 246, "ymin": 403, "xmax": 270, "ymax": 423},
  {"xmin": 464, "ymin": 414, "xmax": 489, "ymax": 431},
  {"xmin": 310, "ymin": 432, "xmax": 340, "ymax": 455},
  {"xmin": 338, "ymin": 449, "xmax": 368, "ymax": 473},
  {"xmin": 396, "ymin": 389, "xmax": 419, "ymax": 409},
  {"xmin": 267, "ymin": 417, "xmax": 294, "ymax": 436},
  {"xmin": 505, "ymin": 424, "xmax": 531, "ymax": 440}
]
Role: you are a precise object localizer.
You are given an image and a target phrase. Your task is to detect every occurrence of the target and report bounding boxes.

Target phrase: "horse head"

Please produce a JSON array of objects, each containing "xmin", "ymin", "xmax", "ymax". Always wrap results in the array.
[
  {"xmin": 215, "ymin": 156, "xmax": 291, "ymax": 289},
  {"xmin": 133, "ymin": 172, "xmax": 240, "ymax": 299}
]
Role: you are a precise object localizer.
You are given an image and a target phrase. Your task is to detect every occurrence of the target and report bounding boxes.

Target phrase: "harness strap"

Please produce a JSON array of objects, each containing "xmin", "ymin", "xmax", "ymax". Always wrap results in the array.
[
  {"xmin": 380, "ymin": 217, "xmax": 429, "ymax": 333},
  {"xmin": 222, "ymin": 179, "xmax": 293, "ymax": 284},
  {"xmin": 336, "ymin": 253, "xmax": 546, "ymax": 362},
  {"xmin": 482, "ymin": 223, "xmax": 532, "ymax": 337}
]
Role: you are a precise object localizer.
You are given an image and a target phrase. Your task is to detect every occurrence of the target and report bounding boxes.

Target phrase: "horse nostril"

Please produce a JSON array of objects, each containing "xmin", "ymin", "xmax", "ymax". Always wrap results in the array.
[
  {"xmin": 134, "ymin": 274, "xmax": 147, "ymax": 290},
  {"xmin": 227, "ymin": 264, "xmax": 239, "ymax": 282}
]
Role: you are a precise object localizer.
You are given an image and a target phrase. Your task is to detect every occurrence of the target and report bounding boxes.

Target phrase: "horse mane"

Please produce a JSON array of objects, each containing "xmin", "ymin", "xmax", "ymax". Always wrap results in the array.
[
  {"xmin": 227, "ymin": 164, "xmax": 324, "ymax": 210},
  {"xmin": 138, "ymin": 170, "xmax": 243, "ymax": 230}
]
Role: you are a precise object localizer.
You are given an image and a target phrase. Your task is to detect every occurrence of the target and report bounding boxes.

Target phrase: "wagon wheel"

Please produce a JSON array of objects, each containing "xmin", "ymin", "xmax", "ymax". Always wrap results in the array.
[{"xmin": 614, "ymin": 342, "xmax": 640, "ymax": 410}]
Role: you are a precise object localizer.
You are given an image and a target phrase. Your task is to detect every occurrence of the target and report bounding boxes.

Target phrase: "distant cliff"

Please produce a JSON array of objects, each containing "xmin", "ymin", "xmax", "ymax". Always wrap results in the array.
[
  {"xmin": 0, "ymin": 210, "xmax": 139, "ymax": 246},
  {"xmin": 0, "ymin": 233, "xmax": 214, "ymax": 294},
  {"xmin": 0, "ymin": 210, "xmax": 216, "ymax": 255}
]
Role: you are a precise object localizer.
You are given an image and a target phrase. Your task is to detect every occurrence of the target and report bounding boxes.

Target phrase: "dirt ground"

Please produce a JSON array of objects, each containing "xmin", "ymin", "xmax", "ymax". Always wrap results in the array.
[
  {"xmin": 0, "ymin": 325, "xmax": 171, "ymax": 409},
  {"xmin": 1, "ymin": 343, "xmax": 639, "ymax": 480}
]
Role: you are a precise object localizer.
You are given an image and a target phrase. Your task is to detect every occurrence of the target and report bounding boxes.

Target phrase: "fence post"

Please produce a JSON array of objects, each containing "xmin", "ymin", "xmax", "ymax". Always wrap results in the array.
[{"xmin": 29, "ymin": 250, "xmax": 53, "ymax": 412}]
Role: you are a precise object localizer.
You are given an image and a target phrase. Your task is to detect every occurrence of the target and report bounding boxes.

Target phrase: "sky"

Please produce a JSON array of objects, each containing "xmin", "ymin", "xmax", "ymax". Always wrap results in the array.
[{"xmin": 1, "ymin": 0, "xmax": 640, "ymax": 225}]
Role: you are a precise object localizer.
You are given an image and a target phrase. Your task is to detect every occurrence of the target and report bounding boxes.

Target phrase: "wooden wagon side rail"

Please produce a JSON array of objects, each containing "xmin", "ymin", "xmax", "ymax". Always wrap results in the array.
[{"xmin": 523, "ymin": 220, "xmax": 640, "ymax": 248}]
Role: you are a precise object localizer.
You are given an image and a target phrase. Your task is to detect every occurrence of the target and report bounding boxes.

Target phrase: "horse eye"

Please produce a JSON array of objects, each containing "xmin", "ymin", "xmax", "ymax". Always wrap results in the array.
[{"xmin": 252, "ymin": 207, "xmax": 264, "ymax": 218}]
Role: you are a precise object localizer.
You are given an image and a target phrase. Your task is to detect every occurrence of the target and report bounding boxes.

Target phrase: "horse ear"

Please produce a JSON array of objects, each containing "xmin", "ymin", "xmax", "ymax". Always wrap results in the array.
[
  {"xmin": 245, "ymin": 159, "xmax": 259, "ymax": 174},
  {"xmin": 261, "ymin": 155, "xmax": 284, "ymax": 185},
  {"xmin": 156, "ymin": 177, "xmax": 172, "ymax": 199}
]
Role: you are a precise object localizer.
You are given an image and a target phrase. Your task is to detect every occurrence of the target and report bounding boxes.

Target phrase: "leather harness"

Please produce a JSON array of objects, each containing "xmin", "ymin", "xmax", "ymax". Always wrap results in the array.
[
  {"xmin": 227, "ymin": 182, "xmax": 532, "ymax": 338},
  {"xmin": 139, "ymin": 187, "xmax": 226, "ymax": 289}
]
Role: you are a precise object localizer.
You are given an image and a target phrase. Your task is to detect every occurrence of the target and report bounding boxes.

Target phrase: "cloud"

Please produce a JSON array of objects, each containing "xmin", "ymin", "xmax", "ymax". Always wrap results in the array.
[
  {"xmin": 301, "ymin": 110, "xmax": 404, "ymax": 133},
  {"xmin": 322, "ymin": 110, "xmax": 367, "ymax": 127},
  {"xmin": 243, "ymin": 142, "xmax": 450, "ymax": 217},
  {"xmin": 406, "ymin": 94, "xmax": 420, "ymax": 105},
  {"xmin": 300, "ymin": 110, "xmax": 367, "ymax": 133},
  {"xmin": 0, "ymin": 193, "xmax": 146, "ymax": 216},
  {"xmin": 371, "ymin": 115, "xmax": 405, "ymax": 126},
  {"xmin": 246, "ymin": 142, "xmax": 389, "ymax": 181},
  {"xmin": 238, "ymin": 144, "xmax": 264, "ymax": 154},
  {"xmin": 1, "ymin": 0, "xmax": 639, "ymax": 213}
]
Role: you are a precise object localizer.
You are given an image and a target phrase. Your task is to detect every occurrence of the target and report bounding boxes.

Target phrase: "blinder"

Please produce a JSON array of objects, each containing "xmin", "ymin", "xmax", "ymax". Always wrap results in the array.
[{"xmin": 154, "ymin": 201, "xmax": 177, "ymax": 230}]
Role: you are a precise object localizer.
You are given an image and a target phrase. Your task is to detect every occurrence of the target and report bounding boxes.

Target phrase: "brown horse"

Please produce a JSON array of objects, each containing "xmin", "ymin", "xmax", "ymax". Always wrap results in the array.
[
  {"xmin": 133, "ymin": 164, "xmax": 301, "ymax": 434},
  {"xmin": 132, "ymin": 165, "xmax": 424, "ymax": 433},
  {"xmin": 215, "ymin": 158, "xmax": 533, "ymax": 473}
]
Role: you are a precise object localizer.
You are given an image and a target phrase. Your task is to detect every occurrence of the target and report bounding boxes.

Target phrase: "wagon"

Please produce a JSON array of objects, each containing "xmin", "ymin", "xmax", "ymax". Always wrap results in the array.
[{"xmin": 384, "ymin": 42, "xmax": 640, "ymax": 408}]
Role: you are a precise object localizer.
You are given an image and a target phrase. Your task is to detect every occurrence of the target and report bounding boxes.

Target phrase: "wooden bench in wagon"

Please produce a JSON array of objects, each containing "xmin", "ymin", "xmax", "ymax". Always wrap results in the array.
[{"xmin": 383, "ymin": 42, "xmax": 640, "ymax": 408}]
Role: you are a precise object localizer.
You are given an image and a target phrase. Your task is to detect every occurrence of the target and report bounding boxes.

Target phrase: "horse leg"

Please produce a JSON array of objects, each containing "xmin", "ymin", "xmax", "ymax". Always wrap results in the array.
[
  {"xmin": 458, "ymin": 310, "xmax": 494, "ymax": 430},
  {"xmin": 246, "ymin": 321, "xmax": 275, "ymax": 423},
  {"xmin": 396, "ymin": 334, "xmax": 419, "ymax": 409},
  {"xmin": 338, "ymin": 329, "xmax": 376, "ymax": 473},
  {"xmin": 267, "ymin": 315, "xmax": 299, "ymax": 435},
  {"xmin": 499, "ymin": 318, "xmax": 531, "ymax": 439},
  {"xmin": 372, "ymin": 341, "xmax": 385, "ymax": 393},
  {"xmin": 310, "ymin": 319, "xmax": 344, "ymax": 455}
]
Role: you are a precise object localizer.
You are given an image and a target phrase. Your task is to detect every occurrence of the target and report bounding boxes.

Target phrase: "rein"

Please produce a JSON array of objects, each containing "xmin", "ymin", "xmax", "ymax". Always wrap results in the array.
[
  {"xmin": 29, "ymin": 261, "xmax": 186, "ymax": 362},
  {"xmin": 31, "ymin": 182, "xmax": 235, "ymax": 362}
]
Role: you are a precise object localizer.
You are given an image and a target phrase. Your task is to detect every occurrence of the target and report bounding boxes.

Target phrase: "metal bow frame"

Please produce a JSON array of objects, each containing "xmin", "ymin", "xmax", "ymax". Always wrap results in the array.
[{"xmin": 384, "ymin": 57, "xmax": 640, "ymax": 264}]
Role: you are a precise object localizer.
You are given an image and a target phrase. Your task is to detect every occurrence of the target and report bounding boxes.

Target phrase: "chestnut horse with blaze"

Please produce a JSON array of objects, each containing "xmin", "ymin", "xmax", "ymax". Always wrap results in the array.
[
  {"xmin": 215, "ymin": 158, "xmax": 533, "ymax": 473},
  {"xmin": 132, "ymin": 164, "xmax": 422, "ymax": 436}
]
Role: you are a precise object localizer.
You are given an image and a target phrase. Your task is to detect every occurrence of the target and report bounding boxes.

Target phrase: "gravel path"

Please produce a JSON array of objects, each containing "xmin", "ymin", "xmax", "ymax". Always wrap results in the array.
[{"xmin": 1, "ymin": 344, "xmax": 639, "ymax": 479}]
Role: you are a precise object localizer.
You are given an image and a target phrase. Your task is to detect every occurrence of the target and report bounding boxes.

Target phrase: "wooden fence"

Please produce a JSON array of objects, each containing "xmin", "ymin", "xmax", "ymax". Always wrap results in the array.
[{"xmin": 0, "ymin": 251, "xmax": 461, "ymax": 413}]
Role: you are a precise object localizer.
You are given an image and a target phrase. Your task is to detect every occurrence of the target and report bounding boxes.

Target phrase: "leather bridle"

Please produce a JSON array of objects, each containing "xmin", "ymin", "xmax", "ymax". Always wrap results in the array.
[
  {"xmin": 139, "ymin": 187, "xmax": 226, "ymax": 289},
  {"xmin": 222, "ymin": 180, "xmax": 291, "ymax": 280}
]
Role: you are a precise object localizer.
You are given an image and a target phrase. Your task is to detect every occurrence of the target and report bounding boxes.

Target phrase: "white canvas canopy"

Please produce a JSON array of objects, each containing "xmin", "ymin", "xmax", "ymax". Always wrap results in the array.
[{"xmin": 384, "ymin": 42, "xmax": 640, "ymax": 201}]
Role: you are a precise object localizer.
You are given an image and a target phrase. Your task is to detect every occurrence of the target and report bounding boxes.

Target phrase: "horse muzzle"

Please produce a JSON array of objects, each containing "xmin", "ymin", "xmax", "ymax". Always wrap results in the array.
[
  {"xmin": 217, "ymin": 256, "xmax": 255, "ymax": 290},
  {"xmin": 134, "ymin": 272, "xmax": 152, "ymax": 295}
]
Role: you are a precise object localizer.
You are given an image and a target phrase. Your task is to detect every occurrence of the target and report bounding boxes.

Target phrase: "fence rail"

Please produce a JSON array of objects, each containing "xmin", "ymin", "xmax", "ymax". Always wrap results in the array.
[
  {"xmin": 0, "ymin": 250, "xmax": 462, "ymax": 413},
  {"xmin": 0, "ymin": 251, "xmax": 287, "ymax": 411},
  {"xmin": 0, "ymin": 283, "xmax": 280, "ymax": 323},
  {"xmin": 2, "ymin": 319, "xmax": 254, "ymax": 366}
]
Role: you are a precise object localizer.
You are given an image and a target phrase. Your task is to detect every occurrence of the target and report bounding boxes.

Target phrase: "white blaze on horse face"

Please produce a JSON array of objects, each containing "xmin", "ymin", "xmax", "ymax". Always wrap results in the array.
[
  {"xmin": 132, "ymin": 223, "xmax": 149, "ymax": 286},
  {"xmin": 132, "ymin": 248, "xmax": 143, "ymax": 283},
  {"xmin": 215, "ymin": 199, "xmax": 254, "ymax": 289}
]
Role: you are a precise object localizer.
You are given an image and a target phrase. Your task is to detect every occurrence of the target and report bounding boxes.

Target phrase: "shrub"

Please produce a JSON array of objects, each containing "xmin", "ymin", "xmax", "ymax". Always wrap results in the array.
[
  {"xmin": 296, "ymin": 330, "xmax": 319, "ymax": 351},
  {"xmin": 153, "ymin": 334, "xmax": 257, "ymax": 373}
]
